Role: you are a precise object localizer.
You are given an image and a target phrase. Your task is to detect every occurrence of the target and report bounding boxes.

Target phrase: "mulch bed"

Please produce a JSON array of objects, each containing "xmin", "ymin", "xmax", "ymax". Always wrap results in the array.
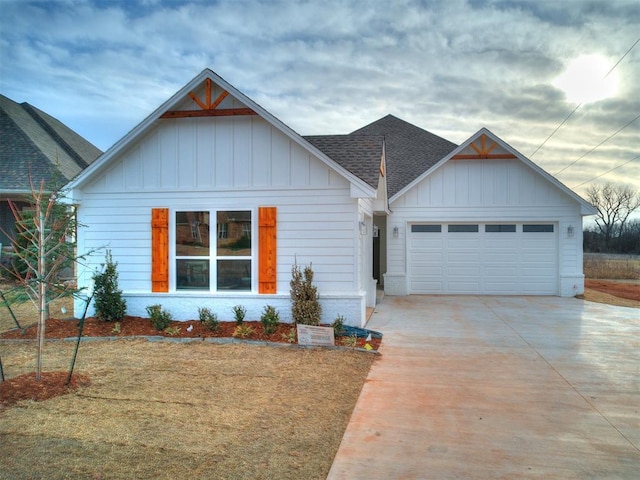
[
  {"xmin": 0, "ymin": 316, "xmax": 382, "ymax": 350},
  {"xmin": 0, "ymin": 371, "xmax": 91, "ymax": 408}
]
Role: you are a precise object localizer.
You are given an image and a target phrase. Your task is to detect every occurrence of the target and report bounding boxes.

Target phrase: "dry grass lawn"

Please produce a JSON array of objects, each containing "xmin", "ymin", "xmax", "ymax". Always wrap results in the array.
[
  {"xmin": 583, "ymin": 253, "xmax": 640, "ymax": 280},
  {"xmin": 0, "ymin": 340, "xmax": 374, "ymax": 479}
]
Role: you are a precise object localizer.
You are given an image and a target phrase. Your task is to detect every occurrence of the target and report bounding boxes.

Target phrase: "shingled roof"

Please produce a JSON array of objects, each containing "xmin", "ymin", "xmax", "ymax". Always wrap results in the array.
[
  {"xmin": 351, "ymin": 114, "xmax": 458, "ymax": 198},
  {"xmin": 304, "ymin": 134, "xmax": 384, "ymax": 190},
  {"xmin": 0, "ymin": 94, "xmax": 102, "ymax": 194}
]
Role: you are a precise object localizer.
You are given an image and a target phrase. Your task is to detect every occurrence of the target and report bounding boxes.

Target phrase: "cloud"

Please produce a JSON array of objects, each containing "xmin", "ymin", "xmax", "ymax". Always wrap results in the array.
[{"xmin": 1, "ymin": 0, "xmax": 638, "ymax": 195}]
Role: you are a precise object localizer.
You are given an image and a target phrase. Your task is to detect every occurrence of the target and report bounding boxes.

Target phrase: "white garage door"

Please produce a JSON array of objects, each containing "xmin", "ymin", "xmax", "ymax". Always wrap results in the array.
[{"xmin": 409, "ymin": 223, "xmax": 558, "ymax": 295}]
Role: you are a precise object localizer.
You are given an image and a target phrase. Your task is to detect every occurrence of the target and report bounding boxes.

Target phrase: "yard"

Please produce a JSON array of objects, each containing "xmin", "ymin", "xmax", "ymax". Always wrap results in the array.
[{"xmin": 0, "ymin": 339, "xmax": 374, "ymax": 479}]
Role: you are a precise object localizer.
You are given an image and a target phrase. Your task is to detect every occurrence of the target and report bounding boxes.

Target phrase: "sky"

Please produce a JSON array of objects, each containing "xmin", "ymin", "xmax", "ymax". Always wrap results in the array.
[{"xmin": 1, "ymin": 0, "xmax": 639, "ymax": 200}]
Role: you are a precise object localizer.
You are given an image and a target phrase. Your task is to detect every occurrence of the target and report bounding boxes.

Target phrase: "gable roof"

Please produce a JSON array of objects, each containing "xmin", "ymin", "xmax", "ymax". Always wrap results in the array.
[
  {"xmin": 303, "ymin": 134, "xmax": 384, "ymax": 190},
  {"xmin": 0, "ymin": 94, "xmax": 102, "ymax": 194},
  {"xmin": 351, "ymin": 114, "xmax": 458, "ymax": 198},
  {"xmin": 66, "ymin": 69, "xmax": 376, "ymax": 198},
  {"xmin": 392, "ymin": 127, "xmax": 596, "ymax": 215}
]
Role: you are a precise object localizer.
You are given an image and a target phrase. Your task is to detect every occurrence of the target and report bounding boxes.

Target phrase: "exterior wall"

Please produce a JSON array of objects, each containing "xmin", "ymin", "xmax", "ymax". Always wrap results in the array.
[
  {"xmin": 74, "ymin": 116, "xmax": 367, "ymax": 326},
  {"xmin": 385, "ymin": 158, "xmax": 586, "ymax": 297}
]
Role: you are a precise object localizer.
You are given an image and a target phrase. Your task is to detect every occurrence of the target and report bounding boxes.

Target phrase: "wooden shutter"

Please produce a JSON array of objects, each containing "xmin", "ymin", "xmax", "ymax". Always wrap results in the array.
[
  {"xmin": 151, "ymin": 208, "xmax": 169, "ymax": 292},
  {"xmin": 258, "ymin": 206, "xmax": 277, "ymax": 294}
]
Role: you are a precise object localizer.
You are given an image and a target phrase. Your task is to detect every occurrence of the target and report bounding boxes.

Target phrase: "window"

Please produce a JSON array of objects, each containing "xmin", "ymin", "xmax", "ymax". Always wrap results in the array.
[
  {"xmin": 175, "ymin": 210, "xmax": 252, "ymax": 291},
  {"xmin": 485, "ymin": 224, "xmax": 516, "ymax": 233},
  {"xmin": 411, "ymin": 224, "xmax": 442, "ymax": 233},
  {"xmin": 448, "ymin": 224, "xmax": 479, "ymax": 233},
  {"xmin": 523, "ymin": 224, "xmax": 554, "ymax": 233}
]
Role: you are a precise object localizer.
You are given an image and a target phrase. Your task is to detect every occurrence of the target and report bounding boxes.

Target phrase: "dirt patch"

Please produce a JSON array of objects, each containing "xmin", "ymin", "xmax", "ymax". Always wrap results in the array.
[
  {"xmin": 584, "ymin": 279, "xmax": 640, "ymax": 302},
  {"xmin": 583, "ymin": 286, "xmax": 640, "ymax": 309}
]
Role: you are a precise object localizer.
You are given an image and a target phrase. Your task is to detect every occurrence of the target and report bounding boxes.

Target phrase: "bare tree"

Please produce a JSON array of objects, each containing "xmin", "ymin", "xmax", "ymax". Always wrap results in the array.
[
  {"xmin": 586, "ymin": 183, "xmax": 640, "ymax": 251},
  {"xmin": 0, "ymin": 179, "xmax": 80, "ymax": 381}
]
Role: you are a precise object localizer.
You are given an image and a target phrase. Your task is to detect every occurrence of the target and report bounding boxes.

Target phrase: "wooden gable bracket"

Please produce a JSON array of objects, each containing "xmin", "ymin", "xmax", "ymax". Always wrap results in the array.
[
  {"xmin": 452, "ymin": 134, "xmax": 516, "ymax": 160},
  {"xmin": 161, "ymin": 78, "xmax": 258, "ymax": 119}
]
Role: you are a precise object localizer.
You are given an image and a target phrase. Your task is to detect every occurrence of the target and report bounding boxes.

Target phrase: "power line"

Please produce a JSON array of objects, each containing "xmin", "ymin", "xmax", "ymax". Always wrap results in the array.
[
  {"xmin": 571, "ymin": 154, "xmax": 640, "ymax": 189},
  {"xmin": 530, "ymin": 102, "xmax": 582, "ymax": 158},
  {"xmin": 554, "ymin": 113, "xmax": 640, "ymax": 176},
  {"xmin": 530, "ymin": 35, "xmax": 640, "ymax": 158}
]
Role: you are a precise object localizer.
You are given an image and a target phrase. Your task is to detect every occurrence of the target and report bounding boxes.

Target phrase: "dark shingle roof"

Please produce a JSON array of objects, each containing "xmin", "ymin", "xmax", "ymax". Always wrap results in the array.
[
  {"xmin": 351, "ymin": 114, "xmax": 458, "ymax": 198},
  {"xmin": 304, "ymin": 134, "xmax": 384, "ymax": 190},
  {"xmin": 0, "ymin": 94, "xmax": 102, "ymax": 193}
]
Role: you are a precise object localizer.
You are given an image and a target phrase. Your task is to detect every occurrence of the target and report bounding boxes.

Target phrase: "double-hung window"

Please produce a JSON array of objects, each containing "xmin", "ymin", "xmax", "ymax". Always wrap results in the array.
[{"xmin": 175, "ymin": 210, "xmax": 252, "ymax": 291}]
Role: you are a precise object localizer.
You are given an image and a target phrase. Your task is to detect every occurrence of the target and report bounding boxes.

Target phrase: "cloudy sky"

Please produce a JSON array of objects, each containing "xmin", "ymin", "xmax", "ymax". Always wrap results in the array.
[{"xmin": 1, "ymin": 0, "xmax": 638, "ymax": 198}]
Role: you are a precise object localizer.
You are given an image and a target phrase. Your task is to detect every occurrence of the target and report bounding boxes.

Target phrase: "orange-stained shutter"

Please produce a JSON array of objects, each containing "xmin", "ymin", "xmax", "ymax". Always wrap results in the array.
[
  {"xmin": 151, "ymin": 208, "xmax": 169, "ymax": 292},
  {"xmin": 258, "ymin": 206, "xmax": 277, "ymax": 294}
]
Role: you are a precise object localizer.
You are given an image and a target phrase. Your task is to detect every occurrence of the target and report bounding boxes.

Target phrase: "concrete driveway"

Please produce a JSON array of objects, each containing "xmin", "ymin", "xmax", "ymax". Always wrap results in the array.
[{"xmin": 328, "ymin": 296, "xmax": 640, "ymax": 479}]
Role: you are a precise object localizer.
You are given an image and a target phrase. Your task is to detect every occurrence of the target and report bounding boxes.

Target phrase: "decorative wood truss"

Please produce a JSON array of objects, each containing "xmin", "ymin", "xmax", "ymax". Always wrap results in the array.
[
  {"xmin": 452, "ymin": 134, "xmax": 516, "ymax": 160},
  {"xmin": 161, "ymin": 78, "xmax": 257, "ymax": 119}
]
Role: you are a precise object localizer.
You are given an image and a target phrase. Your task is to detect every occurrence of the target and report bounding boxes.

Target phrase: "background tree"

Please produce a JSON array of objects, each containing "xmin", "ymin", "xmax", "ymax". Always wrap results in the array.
[
  {"xmin": 585, "ymin": 183, "xmax": 640, "ymax": 252},
  {"xmin": 0, "ymin": 179, "xmax": 83, "ymax": 381}
]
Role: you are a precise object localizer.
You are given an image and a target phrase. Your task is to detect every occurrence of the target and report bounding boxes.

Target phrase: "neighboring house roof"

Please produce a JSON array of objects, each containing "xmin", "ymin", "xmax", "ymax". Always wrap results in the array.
[
  {"xmin": 303, "ymin": 134, "xmax": 384, "ymax": 190},
  {"xmin": 351, "ymin": 114, "xmax": 458, "ymax": 198},
  {"xmin": 0, "ymin": 94, "xmax": 102, "ymax": 194}
]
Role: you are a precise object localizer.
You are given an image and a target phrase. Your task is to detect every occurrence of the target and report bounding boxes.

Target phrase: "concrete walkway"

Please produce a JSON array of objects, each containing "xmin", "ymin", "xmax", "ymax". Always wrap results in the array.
[{"xmin": 328, "ymin": 296, "xmax": 640, "ymax": 479}]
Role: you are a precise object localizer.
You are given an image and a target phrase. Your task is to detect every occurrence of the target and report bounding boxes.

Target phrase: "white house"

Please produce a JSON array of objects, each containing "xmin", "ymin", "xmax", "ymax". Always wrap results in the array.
[{"xmin": 67, "ymin": 69, "xmax": 595, "ymax": 326}]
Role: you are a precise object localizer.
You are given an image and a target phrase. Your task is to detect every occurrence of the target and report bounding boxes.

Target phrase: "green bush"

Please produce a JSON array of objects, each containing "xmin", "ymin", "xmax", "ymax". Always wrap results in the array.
[
  {"xmin": 332, "ymin": 315, "xmax": 345, "ymax": 337},
  {"xmin": 199, "ymin": 307, "xmax": 219, "ymax": 331},
  {"xmin": 92, "ymin": 250, "xmax": 127, "ymax": 322},
  {"xmin": 261, "ymin": 305, "xmax": 280, "ymax": 335},
  {"xmin": 146, "ymin": 304, "xmax": 172, "ymax": 331},
  {"xmin": 290, "ymin": 261, "xmax": 322, "ymax": 325},
  {"xmin": 232, "ymin": 305, "xmax": 246, "ymax": 325}
]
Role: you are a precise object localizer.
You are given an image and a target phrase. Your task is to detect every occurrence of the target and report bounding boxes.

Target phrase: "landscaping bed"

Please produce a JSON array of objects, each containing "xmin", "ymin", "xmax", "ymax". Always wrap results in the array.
[{"xmin": 0, "ymin": 315, "xmax": 382, "ymax": 350}]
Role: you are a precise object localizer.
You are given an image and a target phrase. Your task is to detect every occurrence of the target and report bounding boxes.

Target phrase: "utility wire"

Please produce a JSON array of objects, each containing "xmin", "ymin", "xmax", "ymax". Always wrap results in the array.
[
  {"xmin": 530, "ymin": 35, "xmax": 640, "ymax": 158},
  {"xmin": 554, "ymin": 113, "xmax": 640, "ymax": 176},
  {"xmin": 571, "ymin": 154, "xmax": 640, "ymax": 189}
]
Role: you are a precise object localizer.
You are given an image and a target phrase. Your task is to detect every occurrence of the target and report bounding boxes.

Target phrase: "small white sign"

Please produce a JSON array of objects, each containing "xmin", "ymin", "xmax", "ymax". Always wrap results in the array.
[{"xmin": 297, "ymin": 324, "xmax": 335, "ymax": 347}]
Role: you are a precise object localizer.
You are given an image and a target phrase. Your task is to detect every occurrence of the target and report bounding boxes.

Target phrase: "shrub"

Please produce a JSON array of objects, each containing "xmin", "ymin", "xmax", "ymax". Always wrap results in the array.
[
  {"xmin": 232, "ymin": 305, "xmax": 246, "ymax": 325},
  {"xmin": 146, "ymin": 304, "xmax": 172, "ymax": 331},
  {"xmin": 233, "ymin": 324, "xmax": 254, "ymax": 338},
  {"xmin": 332, "ymin": 315, "xmax": 345, "ymax": 337},
  {"xmin": 290, "ymin": 261, "xmax": 321, "ymax": 325},
  {"xmin": 92, "ymin": 250, "xmax": 127, "ymax": 322},
  {"xmin": 261, "ymin": 305, "xmax": 280, "ymax": 335},
  {"xmin": 342, "ymin": 335, "xmax": 358, "ymax": 347},
  {"xmin": 164, "ymin": 326, "xmax": 181, "ymax": 336},
  {"xmin": 198, "ymin": 307, "xmax": 219, "ymax": 331},
  {"xmin": 281, "ymin": 327, "xmax": 297, "ymax": 343}
]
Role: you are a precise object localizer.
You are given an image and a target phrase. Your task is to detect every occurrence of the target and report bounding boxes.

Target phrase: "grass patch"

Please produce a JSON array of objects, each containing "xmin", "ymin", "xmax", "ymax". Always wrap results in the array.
[
  {"xmin": 583, "ymin": 254, "xmax": 640, "ymax": 280},
  {"xmin": 0, "ymin": 339, "xmax": 374, "ymax": 479},
  {"xmin": 0, "ymin": 280, "xmax": 75, "ymax": 334}
]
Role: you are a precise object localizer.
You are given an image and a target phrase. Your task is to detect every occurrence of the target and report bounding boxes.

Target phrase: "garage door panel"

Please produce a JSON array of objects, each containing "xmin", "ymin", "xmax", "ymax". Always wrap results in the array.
[{"xmin": 409, "ymin": 222, "xmax": 557, "ymax": 295}]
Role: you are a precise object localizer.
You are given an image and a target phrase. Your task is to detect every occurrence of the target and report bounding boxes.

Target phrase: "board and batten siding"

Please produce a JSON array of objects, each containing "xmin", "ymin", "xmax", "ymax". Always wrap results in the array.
[
  {"xmin": 75, "ymin": 116, "xmax": 367, "ymax": 325},
  {"xmin": 385, "ymin": 158, "xmax": 586, "ymax": 297}
]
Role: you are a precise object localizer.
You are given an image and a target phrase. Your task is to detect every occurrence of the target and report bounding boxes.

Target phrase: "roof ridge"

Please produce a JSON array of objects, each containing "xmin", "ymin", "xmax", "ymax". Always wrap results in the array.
[{"xmin": 21, "ymin": 102, "xmax": 90, "ymax": 170}]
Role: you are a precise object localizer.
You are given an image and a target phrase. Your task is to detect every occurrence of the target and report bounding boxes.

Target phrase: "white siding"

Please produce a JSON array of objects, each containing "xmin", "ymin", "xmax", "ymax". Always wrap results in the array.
[
  {"xmin": 386, "ymin": 158, "xmax": 586, "ymax": 297},
  {"xmin": 76, "ymin": 116, "xmax": 367, "ymax": 325}
]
